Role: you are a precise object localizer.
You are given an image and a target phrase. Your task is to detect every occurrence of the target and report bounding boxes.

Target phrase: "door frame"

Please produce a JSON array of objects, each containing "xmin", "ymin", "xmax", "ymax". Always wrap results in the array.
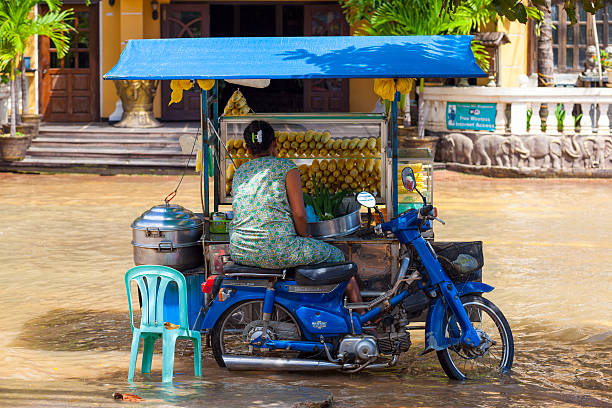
[{"xmin": 38, "ymin": 2, "xmax": 100, "ymax": 122}]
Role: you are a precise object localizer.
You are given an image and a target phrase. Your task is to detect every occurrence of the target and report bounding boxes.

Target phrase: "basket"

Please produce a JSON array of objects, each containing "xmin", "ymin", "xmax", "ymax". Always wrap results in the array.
[{"xmin": 432, "ymin": 241, "xmax": 484, "ymax": 283}]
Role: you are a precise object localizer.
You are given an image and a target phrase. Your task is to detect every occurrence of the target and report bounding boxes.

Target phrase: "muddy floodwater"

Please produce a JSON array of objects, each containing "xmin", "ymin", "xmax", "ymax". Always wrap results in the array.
[{"xmin": 0, "ymin": 171, "xmax": 610, "ymax": 407}]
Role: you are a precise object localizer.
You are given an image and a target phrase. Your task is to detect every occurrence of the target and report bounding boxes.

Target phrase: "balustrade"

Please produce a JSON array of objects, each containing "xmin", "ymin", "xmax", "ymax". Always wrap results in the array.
[{"xmin": 422, "ymin": 87, "xmax": 612, "ymax": 136}]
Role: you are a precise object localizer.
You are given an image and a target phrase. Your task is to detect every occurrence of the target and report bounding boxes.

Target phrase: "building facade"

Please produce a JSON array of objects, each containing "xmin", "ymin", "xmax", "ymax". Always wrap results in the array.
[{"xmin": 22, "ymin": 0, "xmax": 612, "ymax": 122}]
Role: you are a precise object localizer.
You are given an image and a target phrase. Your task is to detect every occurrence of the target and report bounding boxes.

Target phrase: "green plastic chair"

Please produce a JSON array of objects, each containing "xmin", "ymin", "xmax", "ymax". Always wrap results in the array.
[{"xmin": 125, "ymin": 265, "xmax": 202, "ymax": 383}]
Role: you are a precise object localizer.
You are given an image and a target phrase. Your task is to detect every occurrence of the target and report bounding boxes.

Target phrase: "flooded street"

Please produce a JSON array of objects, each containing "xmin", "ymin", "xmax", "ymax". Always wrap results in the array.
[{"xmin": 0, "ymin": 171, "xmax": 610, "ymax": 407}]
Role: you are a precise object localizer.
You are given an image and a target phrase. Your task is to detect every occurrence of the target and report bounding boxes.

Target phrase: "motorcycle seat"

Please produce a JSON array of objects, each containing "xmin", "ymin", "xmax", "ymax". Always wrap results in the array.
[
  {"xmin": 294, "ymin": 262, "xmax": 357, "ymax": 286},
  {"xmin": 223, "ymin": 263, "xmax": 293, "ymax": 279}
]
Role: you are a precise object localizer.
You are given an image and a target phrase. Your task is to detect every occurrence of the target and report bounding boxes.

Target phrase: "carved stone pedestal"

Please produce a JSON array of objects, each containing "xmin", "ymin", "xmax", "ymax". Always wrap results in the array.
[{"xmin": 113, "ymin": 80, "xmax": 161, "ymax": 128}]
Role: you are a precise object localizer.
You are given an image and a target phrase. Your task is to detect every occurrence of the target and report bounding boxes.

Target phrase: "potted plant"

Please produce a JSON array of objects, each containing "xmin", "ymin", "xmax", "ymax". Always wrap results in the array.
[
  {"xmin": 0, "ymin": 131, "xmax": 28, "ymax": 161},
  {"xmin": 599, "ymin": 49, "xmax": 612, "ymax": 85},
  {"xmin": 0, "ymin": 0, "xmax": 74, "ymax": 140}
]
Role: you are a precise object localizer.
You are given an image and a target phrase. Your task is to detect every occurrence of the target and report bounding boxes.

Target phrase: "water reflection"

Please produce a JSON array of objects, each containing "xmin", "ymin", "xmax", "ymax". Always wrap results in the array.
[{"xmin": 0, "ymin": 172, "xmax": 610, "ymax": 407}]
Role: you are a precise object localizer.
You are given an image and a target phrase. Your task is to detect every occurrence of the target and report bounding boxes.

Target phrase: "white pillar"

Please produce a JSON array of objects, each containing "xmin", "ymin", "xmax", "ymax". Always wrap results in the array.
[
  {"xmin": 434, "ymin": 101, "xmax": 445, "ymax": 132},
  {"xmin": 580, "ymin": 103, "xmax": 593, "ymax": 134},
  {"xmin": 422, "ymin": 100, "xmax": 431, "ymax": 132},
  {"xmin": 495, "ymin": 102, "xmax": 507, "ymax": 133},
  {"xmin": 510, "ymin": 102, "xmax": 527, "ymax": 134},
  {"xmin": 546, "ymin": 103, "xmax": 558, "ymax": 135},
  {"xmin": 562, "ymin": 103, "xmax": 575, "ymax": 133},
  {"xmin": 530, "ymin": 103, "xmax": 542, "ymax": 134},
  {"xmin": 597, "ymin": 103, "xmax": 610, "ymax": 134}
]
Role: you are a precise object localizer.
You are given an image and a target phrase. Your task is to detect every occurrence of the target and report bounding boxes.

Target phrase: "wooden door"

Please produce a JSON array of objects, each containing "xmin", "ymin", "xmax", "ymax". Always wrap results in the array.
[
  {"xmin": 39, "ymin": 4, "xmax": 99, "ymax": 122},
  {"xmin": 304, "ymin": 4, "xmax": 349, "ymax": 112},
  {"xmin": 161, "ymin": 4, "xmax": 209, "ymax": 121}
]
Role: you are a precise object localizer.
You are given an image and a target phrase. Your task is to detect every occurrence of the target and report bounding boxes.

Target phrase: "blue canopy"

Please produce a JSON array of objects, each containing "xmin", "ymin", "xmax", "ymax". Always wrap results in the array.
[{"xmin": 104, "ymin": 35, "xmax": 485, "ymax": 80}]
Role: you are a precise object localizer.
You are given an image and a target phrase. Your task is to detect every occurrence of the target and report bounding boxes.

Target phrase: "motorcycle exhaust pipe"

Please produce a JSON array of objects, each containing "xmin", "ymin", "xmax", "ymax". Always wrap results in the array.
[{"xmin": 223, "ymin": 355, "xmax": 343, "ymax": 371}]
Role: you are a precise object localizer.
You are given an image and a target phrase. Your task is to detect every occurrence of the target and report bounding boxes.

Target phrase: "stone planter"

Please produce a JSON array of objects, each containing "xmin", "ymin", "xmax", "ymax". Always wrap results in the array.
[
  {"xmin": 113, "ymin": 79, "xmax": 161, "ymax": 128},
  {"xmin": 2, "ymin": 123, "xmax": 36, "ymax": 147},
  {"xmin": 21, "ymin": 113, "xmax": 41, "ymax": 138},
  {"xmin": 0, "ymin": 135, "xmax": 29, "ymax": 161},
  {"xmin": 398, "ymin": 126, "xmax": 439, "ymax": 158}
]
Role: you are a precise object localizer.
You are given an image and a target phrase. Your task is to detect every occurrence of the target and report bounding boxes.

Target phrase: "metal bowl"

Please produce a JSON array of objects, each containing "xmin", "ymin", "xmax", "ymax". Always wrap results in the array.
[{"xmin": 306, "ymin": 202, "xmax": 361, "ymax": 239}]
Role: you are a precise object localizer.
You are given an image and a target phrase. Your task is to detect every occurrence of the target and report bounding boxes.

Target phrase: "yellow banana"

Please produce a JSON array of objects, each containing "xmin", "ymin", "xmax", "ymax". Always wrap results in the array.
[
  {"xmin": 197, "ymin": 79, "xmax": 215, "ymax": 91},
  {"xmin": 396, "ymin": 78, "xmax": 413, "ymax": 95},
  {"xmin": 169, "ymin": 79, "xmax": 192, "ymax": 105}
]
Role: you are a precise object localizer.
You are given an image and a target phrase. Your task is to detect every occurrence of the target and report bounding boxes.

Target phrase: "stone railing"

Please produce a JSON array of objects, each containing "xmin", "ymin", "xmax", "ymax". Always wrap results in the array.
[{"xmin": 421, "ymin": 86, "xmax": 612, "ymax": 175}]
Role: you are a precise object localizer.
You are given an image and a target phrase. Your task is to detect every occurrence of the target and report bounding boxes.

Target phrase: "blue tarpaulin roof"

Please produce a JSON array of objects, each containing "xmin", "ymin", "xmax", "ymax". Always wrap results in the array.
[{"xmin": 104, "ymin": 35, "xmax": 485, "ymax": 80}]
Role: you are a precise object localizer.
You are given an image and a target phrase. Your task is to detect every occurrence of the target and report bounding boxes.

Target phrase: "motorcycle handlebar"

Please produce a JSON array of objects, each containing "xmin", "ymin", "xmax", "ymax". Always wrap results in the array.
[{"xmin": 419, "ymin": 205, "xmax": 434, "ymax": 216}]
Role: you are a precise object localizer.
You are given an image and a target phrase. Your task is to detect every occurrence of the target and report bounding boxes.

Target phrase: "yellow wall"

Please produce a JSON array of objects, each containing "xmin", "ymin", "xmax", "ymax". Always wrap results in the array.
[
  {"xmin": 100, "ymin": 0, "xmax": 376, "ymax": 118},
  {"xmin": 25, "ymin": 39, "xmax": 36, "ymax": 114},
  {"xmin": 25, "ymin": 1, "xmax": 531, "ymax": 121},
  {"xmin": 101, "ymin": 0, "xmax": 168, "ymax": 118},
  {"xmin": 349, "ymin": 78, "xmax": 377, "ymax": 112},
  {"xmin": 498, "ymin": 19, "xmax": 530, "ymax": 87}
]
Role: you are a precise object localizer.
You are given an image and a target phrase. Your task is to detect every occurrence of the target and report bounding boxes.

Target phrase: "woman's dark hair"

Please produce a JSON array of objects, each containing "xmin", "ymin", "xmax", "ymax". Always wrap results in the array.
[{"xmin": 243, "ymin": 120, "xmax": 275, "ymax": 155}]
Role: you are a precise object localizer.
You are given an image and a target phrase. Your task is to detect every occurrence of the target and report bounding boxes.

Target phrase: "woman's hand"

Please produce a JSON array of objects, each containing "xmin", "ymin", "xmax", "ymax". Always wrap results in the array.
[{"xmin": 286, "ymin": 168, "xmax": 309, "ymax": 237}]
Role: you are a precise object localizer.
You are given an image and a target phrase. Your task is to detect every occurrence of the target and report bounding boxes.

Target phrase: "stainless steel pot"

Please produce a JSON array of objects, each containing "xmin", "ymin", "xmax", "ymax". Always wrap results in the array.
[
  {"xmin": 306, "ymin": 202, "xmax": 361, "ymax": 239},
  {"xmin": 131, "ymin": 204, "xmax": 203, "ymax": 245},
  {"xmin": 131, "ymin": 203, "xmax": 203, "ymax": 271},
  {"xmin": 132, "ymin": 241, "xmax": 203, "ymax": 272}
]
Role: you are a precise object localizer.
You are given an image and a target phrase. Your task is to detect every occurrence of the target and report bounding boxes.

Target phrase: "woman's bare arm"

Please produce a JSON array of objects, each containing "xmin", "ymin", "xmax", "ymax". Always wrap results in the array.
[{"xmin": 286, "ymin": 168, "xmax": 309, "ymax": 237}]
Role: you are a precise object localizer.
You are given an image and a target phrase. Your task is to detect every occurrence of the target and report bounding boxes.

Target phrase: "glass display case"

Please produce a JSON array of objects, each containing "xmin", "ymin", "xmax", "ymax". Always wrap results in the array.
[
  {"xmin": 397, "ymin": 147, "xmax": 434, "ymax": 213},
  {"xmin": 217, "ymin": 113, "xmax": 389, "ymax": 206}
]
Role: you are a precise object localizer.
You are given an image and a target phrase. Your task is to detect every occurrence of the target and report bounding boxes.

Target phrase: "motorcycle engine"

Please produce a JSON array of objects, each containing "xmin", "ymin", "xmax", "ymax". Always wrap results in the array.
[{"xmin": 337, "ymin": 335, "xmax": 378, "ymax": 363}]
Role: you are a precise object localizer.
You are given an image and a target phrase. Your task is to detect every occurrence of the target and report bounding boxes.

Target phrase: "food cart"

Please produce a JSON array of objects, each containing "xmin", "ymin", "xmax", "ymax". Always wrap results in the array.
[{"xmin": 105, "ymin": 35, "xmax": 485, "ymax": 325}]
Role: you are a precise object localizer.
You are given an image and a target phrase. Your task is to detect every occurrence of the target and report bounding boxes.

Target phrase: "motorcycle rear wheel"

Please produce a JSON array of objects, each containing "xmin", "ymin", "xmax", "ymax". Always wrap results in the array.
[
  {"xmin": 211, "ymin": 300, "xmax": 303, "ymax": 368},
  {"xmin": 437, "ymin": 295, "xmax": 514, "ymax": 380}
]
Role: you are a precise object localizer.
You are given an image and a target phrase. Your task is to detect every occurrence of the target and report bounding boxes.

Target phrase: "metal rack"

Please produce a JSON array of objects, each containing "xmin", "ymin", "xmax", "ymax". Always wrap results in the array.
[{"xmin": 216, "ymin": 113, "xmax": 390, "ymax": 206}]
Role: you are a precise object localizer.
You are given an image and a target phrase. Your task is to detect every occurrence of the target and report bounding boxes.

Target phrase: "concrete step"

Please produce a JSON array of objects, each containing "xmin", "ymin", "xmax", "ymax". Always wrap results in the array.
[
  {"xmin": 5, "ymin": 155, "xmax": 197, "ymax": 168},
  {"xmin": 38, "ymin": 131, "xmax": 192, "ymax": 140},
  {"xmin": 1, "ymin": 123, "xmax": 202, "ymax": 175},
  {"xmin": 27, "ymin": 146, "xmax": 194, "ymax": 159},
  {"xmin": 33, "ymin": 137, "xmax": 180, "ymax": 146}
]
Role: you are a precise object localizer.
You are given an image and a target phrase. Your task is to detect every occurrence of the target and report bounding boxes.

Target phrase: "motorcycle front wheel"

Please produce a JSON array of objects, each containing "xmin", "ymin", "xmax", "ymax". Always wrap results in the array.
[
  {"xmin": 437, "ymin": 295, "xmax": 514, "ymax": 380},
  {"xmin": 211, "ymin": 300, "xmax": 303, "ymax": 368}
]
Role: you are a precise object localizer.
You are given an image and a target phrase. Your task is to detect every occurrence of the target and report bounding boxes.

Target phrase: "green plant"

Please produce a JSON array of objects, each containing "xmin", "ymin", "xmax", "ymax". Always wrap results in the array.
[
  {"xmin": 526, "ymin": 107, "xmax": 533, "ymax": 131},
  {"xmin": 0, "ymin": 131, "xmax": 24, "ymax": 138},
  {"xmin": 591, "ymin": 49, "xmax": 611, "ymax": 70},
  {"xmin": 573, "ymin": 112, "xmax": 583, "ymax": 128},
  {"xmin": 340, "ymin": 0, "xmax": 496, "ymax": 72},
  {"xmin": 303, "ymin": 179, "xmax": 351, "ymax": 221},
  {"xmin": 0, "ymin": 0, "xmax": 75, "ymax": 136},
  {"xmin": 555, "ymin": 103, "xmax": 566, "ymax": 132}
]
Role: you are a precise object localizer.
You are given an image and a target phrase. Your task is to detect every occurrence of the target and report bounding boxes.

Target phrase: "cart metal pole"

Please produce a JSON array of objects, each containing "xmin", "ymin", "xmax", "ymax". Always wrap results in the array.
[
  {"xmin": 201, "ymin": 89, "xmax": 209, "ymax": 218},
  {"xmin": 212, "ymin": 81, "xmax": 220, "ymax": 212},
  {"xmin": 391, "ymin": 91, "xmax": 399, "ymax": 217}
]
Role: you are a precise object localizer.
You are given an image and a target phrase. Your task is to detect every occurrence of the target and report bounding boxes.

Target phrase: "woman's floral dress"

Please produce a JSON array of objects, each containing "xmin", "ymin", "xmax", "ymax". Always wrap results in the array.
[{"xmin": 230, "ymin": 156, "xmax": 344, "ymax": 269}]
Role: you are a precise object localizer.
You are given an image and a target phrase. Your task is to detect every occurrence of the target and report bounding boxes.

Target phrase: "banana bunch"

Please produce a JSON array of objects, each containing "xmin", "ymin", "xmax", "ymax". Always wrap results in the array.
[
  {"xmin": 168, "ymin": 80, "xmax": 193, "ymax": 106},
  {"xmin": 299, "ymin": 158, "xmax": 381, "ymax": 196},
  {"xmin": 225, "ymin": 138, "xmax": 250, "ymax": 158},
  {"xmin": 168, "ymin": 79, "xmax": 216, "ymax": 105},
  {"xmin": 373, "ymin": 78, "xmax": 414, "ymax": 101},
  {"xmin": 223, "ymin": 90, "xmax": 251, "ymax": 116},
  {"xmin": 275, "ymin": 129, "xmax": 381, "ymax": 159}
]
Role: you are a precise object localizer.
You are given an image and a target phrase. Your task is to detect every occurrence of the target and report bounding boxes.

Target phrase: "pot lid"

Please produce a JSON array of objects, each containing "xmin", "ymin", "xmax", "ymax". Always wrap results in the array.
[{"xmin": 131, "ymin": 204, "xmax": 203, "ymax": 231}]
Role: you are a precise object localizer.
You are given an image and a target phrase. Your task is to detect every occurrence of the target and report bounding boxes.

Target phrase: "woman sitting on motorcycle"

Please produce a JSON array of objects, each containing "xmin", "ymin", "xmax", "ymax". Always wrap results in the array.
[{"xmin": 229, "ymin": 120, "xmax": 362, "ymax": 304}]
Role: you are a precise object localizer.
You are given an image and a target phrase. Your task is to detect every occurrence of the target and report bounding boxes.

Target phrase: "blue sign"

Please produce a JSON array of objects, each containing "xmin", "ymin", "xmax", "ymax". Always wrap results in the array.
[{"xmin": 446, "ymin": 102, "xmax": 496, "ymax": 132}]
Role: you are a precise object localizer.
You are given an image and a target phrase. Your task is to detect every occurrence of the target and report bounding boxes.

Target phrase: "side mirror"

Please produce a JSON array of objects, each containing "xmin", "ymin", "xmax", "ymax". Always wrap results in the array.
[
  {"xmin": 401, "ymin": 167, "xmax": 416, "ymax": 191},
  {"xmin": 356, "ymin": 191, "xmax": 377, "ymax": 208}
]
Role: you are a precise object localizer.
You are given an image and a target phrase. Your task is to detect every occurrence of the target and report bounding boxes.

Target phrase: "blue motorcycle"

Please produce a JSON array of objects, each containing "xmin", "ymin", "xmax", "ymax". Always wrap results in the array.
[{"xmin": 201, "ymin": 167, "xmax": 514, "ymax": 380}]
